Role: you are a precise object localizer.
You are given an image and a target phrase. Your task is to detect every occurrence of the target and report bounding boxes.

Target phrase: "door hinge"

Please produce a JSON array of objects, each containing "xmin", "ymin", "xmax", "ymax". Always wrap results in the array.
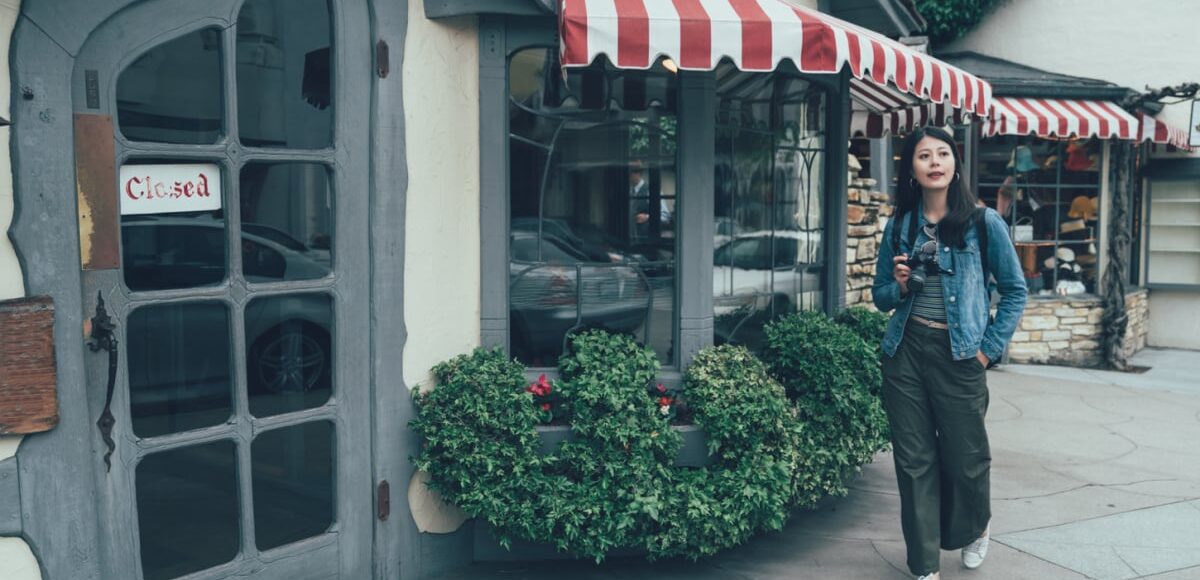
[
  {"xmin": 377, "ymin": 480, "xmax": 390, "ymax": 521},
  {"xmin": 375, "ymin": 40, "xmax": 389, "ymax": 79}
]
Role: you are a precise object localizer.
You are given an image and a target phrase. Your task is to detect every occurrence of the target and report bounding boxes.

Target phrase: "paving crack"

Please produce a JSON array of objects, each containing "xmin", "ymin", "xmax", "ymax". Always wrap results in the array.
[
  {"xmin": 869, "ymin": 540, "xmax": 913, "ymax": 578},
  {"xmin": 993, "ymin": 477, "xmax": 1180, "ymax": 501},
  {"xmin": 1111, "ymin": 545, "xmax": 1142, "ymax": 577}
]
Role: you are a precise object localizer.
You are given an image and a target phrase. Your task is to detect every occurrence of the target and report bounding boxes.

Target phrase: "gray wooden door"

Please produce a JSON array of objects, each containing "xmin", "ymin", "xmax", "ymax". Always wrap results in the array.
[{"xmin": 73, "ymin": 1, "xmax": 374, "ymax": 578}]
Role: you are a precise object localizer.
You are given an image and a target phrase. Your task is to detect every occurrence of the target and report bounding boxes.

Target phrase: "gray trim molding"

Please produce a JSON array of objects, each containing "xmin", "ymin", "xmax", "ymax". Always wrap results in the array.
[
  {"xmin": 425, "ymin": 0, "xmax": 551, "ymax": 19},
  {"xmin": 0, "ymin": 458, "xmax": 19, "ymax": 536},
  {"xmin": 825, "ymin": 70, "xmax": 851, "ymax": 312},
  {"xmin": 1144, "ymin": 158, "xmax": 1200, "ymax": 181},
  {"xmin": 675, "ymin": 71, "xmax": 716, "ymax": 369}
]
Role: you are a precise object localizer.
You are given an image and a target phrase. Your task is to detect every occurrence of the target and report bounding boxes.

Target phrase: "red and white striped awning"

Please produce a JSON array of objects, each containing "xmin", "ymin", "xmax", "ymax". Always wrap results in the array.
[
  {"xmin": 850, "ymin": 103, "xmax": 970, "ymax": 138},
  {"xmin": 984, "ymin": 96, "xmax": 1138, "ymax": 140},
  {"xmin": 1138, "ymin": 113, "xmax": 1193, "ymax": 152},
  {"xmin": 560, "ymin": 0, "xmax": 993, "ymax": 119}
]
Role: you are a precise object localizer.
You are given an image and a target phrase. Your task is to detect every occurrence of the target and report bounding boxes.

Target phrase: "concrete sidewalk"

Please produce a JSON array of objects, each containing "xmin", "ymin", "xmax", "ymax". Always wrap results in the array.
[{"xmin": 433, "ymin": 349, "xmax": 1200, "ymax": 579}]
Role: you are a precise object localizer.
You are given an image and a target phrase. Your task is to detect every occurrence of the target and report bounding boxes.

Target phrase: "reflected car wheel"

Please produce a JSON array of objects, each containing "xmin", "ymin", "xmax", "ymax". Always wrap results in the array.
[{"xmin": 249, "ymin": 323, "xmax": 331, "ymax": 394}]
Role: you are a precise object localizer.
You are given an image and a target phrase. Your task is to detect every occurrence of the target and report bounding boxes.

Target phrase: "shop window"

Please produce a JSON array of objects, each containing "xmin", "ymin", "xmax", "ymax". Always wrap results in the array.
[
  {"xmin": 714, "ymin": 64, "xmax": 826, "ymax": 351},
  {"xmin": 978, "ymin": 136, "xmax": 1102, "ymax": 294},
  {"xmin": 507, "ymin": 48, "xmax": 677, "ymax": 366}
]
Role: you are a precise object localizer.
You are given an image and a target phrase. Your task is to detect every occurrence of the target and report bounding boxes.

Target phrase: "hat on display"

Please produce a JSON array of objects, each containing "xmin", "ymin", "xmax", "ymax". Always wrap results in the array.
[
  {"xmin": 1067, "ymin": 195, "xmax": 1099, "ymax": 221},
  {"xmin": 1055, "ymin": 247, "xmax": 1076, "ymax": 263},
  {"xmin": 1008, "ymin": 145, "xmax": 1040, "ymax": 173}
]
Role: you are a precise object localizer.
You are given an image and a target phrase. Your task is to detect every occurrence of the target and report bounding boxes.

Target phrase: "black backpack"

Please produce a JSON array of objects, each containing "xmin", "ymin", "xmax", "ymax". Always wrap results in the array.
[{"xmin": 891, "ymin": 207, "xmax": 991, "ymax": 284}]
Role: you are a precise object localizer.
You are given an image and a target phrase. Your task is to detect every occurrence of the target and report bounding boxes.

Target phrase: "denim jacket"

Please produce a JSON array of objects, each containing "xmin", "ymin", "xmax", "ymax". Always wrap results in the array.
[{"xmin": 873, "ymin": 204, "xmax": 1028, "ymax": 363}]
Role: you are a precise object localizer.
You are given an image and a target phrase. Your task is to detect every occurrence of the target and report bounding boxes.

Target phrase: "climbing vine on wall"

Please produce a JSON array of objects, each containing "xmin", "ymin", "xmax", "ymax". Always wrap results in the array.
[{"xmin": 912, "ymin": 0, "xmax": 1004, "ymax": 45}]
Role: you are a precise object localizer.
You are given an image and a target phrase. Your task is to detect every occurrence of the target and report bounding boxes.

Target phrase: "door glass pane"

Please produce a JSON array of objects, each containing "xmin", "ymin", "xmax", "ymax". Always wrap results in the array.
[
  {"xmin": 237, "ymin": 0, "xmax": 333, "ymax": 148},
  {"xmin": 117, "ymin": 28, "xmax": 223, "ymax": 144},
  {"xmin": 240, "ymin": 163, "xmax": 333, "ymax": 281},
  {"xmin": 252, "ymin": 421, "xmax": 335, "ymax": 550},
  {"xmin": 127, "ymin": 303, "xmax": 233, "ymax": 438},
  {"xmin": 137, "ymin": 440, "xmax": 239, "ymax": 580},
  {"xmin": 246, "ymin": 294, "xmax": 333, "ymax": 417},
  {"xmin": 714, "ymin": 67, "xmax": 826, "ymax": 352},
  {"xmin": 121, "ymin": 160, "xmax": 227, "ymax": 292}
]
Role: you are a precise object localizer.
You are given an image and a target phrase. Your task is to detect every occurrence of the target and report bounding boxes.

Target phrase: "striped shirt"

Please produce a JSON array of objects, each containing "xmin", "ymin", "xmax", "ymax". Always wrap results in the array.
[{"xmin": 911, "ymin": 273, "xmax": 947, "ymax": 322}]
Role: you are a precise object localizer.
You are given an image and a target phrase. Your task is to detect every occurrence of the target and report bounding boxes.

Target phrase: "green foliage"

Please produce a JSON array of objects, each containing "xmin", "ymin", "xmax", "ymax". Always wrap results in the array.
[
  {"xmin": 913, "ymin": 0, "xmax": 1003, "ymax": 45},
  {"xmin": 763, "ymin": 311, "xmax": 890, "ymax": 498},
  {"xmin": 544, "ymin": 330, "xmax": 681, "ymax": 559},
  {"xmin": 410, "ymin": 348, "xmax": 551, "ymax": 548},
  {"xmin": 835, "ymin": 307, "xmax": 890, "ymax": 353},
  {"xmin": 414, "ymin": 321, "xmax": 890, "ymax": 561}
]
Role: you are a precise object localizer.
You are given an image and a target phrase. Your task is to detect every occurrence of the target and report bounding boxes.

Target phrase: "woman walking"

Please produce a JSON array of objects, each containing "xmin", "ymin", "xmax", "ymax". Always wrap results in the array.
[{"xmin": 872, "ymin": 127, "xmax": 1028, "ymax": 579}]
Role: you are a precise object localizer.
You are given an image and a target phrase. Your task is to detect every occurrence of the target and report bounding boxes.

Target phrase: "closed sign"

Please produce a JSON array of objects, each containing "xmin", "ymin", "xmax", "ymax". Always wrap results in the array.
[{"xmin": 119, "ymin": 163, "xmax": 222, "ymax": 215}]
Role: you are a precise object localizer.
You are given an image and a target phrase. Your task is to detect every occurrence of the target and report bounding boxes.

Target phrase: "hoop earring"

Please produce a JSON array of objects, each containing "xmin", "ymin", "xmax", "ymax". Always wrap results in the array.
[
  {"xmin": 909, "ymin": 178, "xmax": 918, "ymax": 190},
  {"xmin": 953, "ymin": 171, "xmax": 961, "ymax": 181}
]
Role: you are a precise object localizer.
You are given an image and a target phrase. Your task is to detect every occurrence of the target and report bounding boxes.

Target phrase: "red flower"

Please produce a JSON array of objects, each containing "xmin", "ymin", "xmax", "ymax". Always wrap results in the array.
[
  {"xmin": 541, "ymin": 403, "xmax": 552, "ymax": 412},
  {"xmin": 527, "ymin": 375, "xmax": 553, "ymax": 398},
  {"xmin": 657, "ymin": 396, "xmax": 672, "ymax": 407},
  {"xmin": 656, "ymin": 383, "xmax": 667, "ymax": 393}
]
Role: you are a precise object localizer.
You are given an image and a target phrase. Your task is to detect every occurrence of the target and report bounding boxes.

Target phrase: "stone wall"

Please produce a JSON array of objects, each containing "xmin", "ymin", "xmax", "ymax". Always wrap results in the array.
[
  {"xmin": 1006, "ymin": 289, "xmax": 1149, "ymax": 367},
  {"xmin": 845, "ymin": 163, "xmax": 892, "ymax": 310}
]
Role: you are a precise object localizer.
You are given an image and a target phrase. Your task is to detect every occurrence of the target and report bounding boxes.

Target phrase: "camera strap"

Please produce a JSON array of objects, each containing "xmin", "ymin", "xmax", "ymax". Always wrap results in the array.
[{"xmin": 891, "ymin": 208, "xmax": 991, "ymax": 282}]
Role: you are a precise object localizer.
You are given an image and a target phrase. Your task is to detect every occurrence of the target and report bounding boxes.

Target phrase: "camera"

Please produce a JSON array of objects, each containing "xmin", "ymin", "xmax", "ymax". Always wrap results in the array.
[{"xmin": 904, "ymin": 250, "xmax": 939, "ymax": 294}]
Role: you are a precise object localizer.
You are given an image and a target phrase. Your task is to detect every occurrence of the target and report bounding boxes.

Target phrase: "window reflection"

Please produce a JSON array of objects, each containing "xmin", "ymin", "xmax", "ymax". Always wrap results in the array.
[
  {"xmin": 240, "ymin": 163, "xmax": 333, "ymax": 282},
  {"xmin": 252, "ymin": 421, "xmax": 334, "ymax": 550},
  {"xmin": 127, "ymin": 303, "xmax": 233, "ymax": 438},
  {"xmin": 117, "ymin": 28, "xmax": 223, "ymax": 144},
  {"xmin": 714, "ymin": 65, "xmax": 826, "ymax": 351},
  {"xmin": 246, "ymin": 294, "xmax": 333, "ymax": 417},
  {"xmin": 237, "ymin": 0, "xmax": 333, "ymax": 148},
  {"xmin": 508, "ymin": 49, "xmax": 677, "ymax": 366},
  {"xmin": 137, "ymin": 441, "xmax": 239, "ymax": 580},
  {"xmin": 122, "ymin": 212, "xmax": 227, "ymax": 292}
]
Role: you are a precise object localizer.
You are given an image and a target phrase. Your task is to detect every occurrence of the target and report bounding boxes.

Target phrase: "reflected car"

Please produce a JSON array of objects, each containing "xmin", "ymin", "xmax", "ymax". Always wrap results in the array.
[
  {"xmin": 121, "ymin": 217, "xmax": 335, "ymax": 420},
  {"xmin": 509, "ymin": 229, "xmax": 651, "ymax": 363},
  {"xmin": 713, "ymin": 230, "xmax": 824, "ymax": 345}
]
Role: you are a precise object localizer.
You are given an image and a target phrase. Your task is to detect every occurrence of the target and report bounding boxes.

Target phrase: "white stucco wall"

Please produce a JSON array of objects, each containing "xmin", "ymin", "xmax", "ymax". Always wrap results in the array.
[
  {"xmin": 944, "ymin": 0, "xmax": 1199, "ymax": 159},
  {"xmin": 401, "ymin": 0, "xmax": 481, "ymax": 391},
  {"xmin": 400, "ymin": 0, "xmax": 479, "ymax": 533},
  {"xmin": 1, "ymin": 0, "xmax": 42, "ymax": 577}
]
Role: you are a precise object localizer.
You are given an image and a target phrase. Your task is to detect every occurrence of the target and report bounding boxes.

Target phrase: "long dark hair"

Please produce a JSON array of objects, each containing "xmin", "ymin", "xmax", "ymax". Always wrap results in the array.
[{"xmin": 895, "ymin": 126, "xmax": 979, "ymax": 249}]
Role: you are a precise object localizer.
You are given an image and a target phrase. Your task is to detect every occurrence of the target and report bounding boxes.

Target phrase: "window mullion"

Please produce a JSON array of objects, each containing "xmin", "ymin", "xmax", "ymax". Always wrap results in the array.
[{"xmin": 676, "ymin": 71, "xmax": 716, "ymax": 369}]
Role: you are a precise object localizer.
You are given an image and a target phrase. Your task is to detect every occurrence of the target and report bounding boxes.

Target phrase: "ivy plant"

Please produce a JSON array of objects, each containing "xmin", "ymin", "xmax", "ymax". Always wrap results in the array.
[{"xmin": 413, "ymin": 322, "xmax": 890, "ymax": 561}]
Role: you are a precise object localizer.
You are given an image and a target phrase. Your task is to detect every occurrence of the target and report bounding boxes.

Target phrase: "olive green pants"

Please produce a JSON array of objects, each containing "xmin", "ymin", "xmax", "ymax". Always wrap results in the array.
[{"xmin": 882, "ymin": 321, "xmax": 992, "ymax": 576}]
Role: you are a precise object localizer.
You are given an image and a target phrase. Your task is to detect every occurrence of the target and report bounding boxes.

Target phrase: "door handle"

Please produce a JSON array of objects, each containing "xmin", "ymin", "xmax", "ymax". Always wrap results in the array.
[{"xmin": 88, "ymin": 291, "xmax": 118, "ymax": 472}]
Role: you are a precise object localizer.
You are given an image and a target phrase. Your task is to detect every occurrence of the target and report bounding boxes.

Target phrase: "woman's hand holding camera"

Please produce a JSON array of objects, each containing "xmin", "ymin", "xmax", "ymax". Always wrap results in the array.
[{"xmin": 893, "ymin": 254, "xmax": 912, "ymax": 296}]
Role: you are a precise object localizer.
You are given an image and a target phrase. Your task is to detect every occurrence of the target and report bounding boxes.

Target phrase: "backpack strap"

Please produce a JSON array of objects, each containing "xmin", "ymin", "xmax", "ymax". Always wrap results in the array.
[
  {"xmin": 891, "ymin": 208, "xmax": 921, "ymax": 257},
  {"xmin": 976, "ymin": 207, "xmax": 990, "ymax": 282}
]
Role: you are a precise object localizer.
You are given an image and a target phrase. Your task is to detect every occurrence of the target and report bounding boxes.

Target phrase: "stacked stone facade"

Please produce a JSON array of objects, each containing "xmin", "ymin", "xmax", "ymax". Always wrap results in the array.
[
  {"xmin": 844, "ymin": 171, "xmax": 892, "ymax": 310},
  {"xmin": 995, "ymin": 290, "xmax": 1149, "ymax": 367}
]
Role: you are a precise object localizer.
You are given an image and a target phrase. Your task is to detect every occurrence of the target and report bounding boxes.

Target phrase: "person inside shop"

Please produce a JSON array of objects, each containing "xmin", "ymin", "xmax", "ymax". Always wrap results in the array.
[
  {"xmin": 630, "ymin": 161, "xmax": 671, "ymax": 241},
  {"xmin": 873, "ymin": 126, "xmax": 1028, "ymax": 580}
]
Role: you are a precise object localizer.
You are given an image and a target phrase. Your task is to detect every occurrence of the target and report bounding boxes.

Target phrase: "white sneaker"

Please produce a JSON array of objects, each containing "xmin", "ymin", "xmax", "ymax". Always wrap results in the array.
[
  {"xmin": 917, "ymin": 573, "xmax": 940, "ymax": 580},
  {"xmin": 962, "ymin": 525, "xmax": 991, "ymax": 569}
]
